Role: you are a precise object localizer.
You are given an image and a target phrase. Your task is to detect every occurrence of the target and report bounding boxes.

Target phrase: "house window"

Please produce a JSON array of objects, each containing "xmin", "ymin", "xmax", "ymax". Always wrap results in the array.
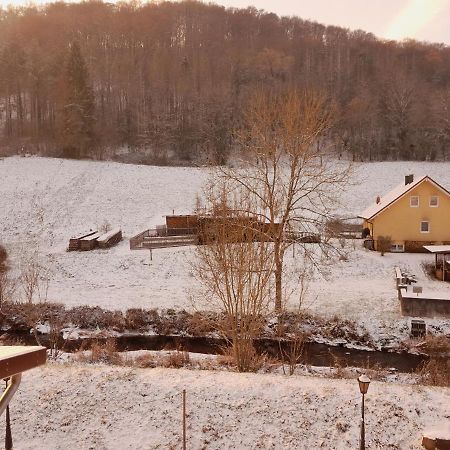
[
  {"xmin": 391, "ymin": 243, "xmax": 404, "ymax": 252},
  {"xmin": 429, "ymin": 196, "xmax": 439, "ymax": 207},
  {"xmin": 410, "ymin": 196, "xmax": 419, "ymax": 207},
  {"xmin": 420, "ymin": 221, "xmax": 430, "ymax": 233}
]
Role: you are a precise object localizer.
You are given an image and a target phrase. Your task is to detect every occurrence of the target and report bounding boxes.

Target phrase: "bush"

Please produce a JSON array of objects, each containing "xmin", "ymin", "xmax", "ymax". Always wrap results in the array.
[
  {"xmin": 155, "ymin": 309, "xmax": 191, "ymax": 335},
  {"xmin": 134, "ymin": 353, "xmax": 156, "ymax": 368},
  {"xmin": 186, "ymin": 311, "xmax": 218, "ymax": 336},
  {"xmin": 99, "ymin": 220, "xmax": 111, "ymax": 234},
  {"xmin": 418, "ymin": 358, "xmax": 450, "ymax": 387},
  {"xmin": 67, "ymin": 306, "xmax": 125, "ymax": 330},
  {"xmin": 159, "ymin": 350, "xmax": 190, "ymax": 368},
  {"xmin": 417, "ymin": 336, "xmax": 450, "ymax": 387},
  {"xmin": 77, "ymin": 339, "xmax": 122, "ymax": 365},
  {"xmin": 230, "ymin": 338, "xmax": 266, "ymax": 372},
  {"xmin": 377, "ymin": 235, "xmax": 392, "ymax": 256},
  {"xmin": 0, "ymin": 244, "xmax": 8, "ymax": 272},
  {"xmin": 125, "ymin": 308, "xmax": 159, "ymax": 331},
  {"xmin": 0, "ymin": 301, "xmax": 66, "ymax": 332}
]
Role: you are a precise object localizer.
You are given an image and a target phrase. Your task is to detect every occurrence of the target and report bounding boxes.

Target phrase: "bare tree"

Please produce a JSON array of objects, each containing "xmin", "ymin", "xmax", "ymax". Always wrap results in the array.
[
  {"xmin": 220, "ymin": 89, "xmax": 351, "ymax": 312},
  {"xmin": 194, "ymin": 187, "xmax": 274, "ymax": 372},
  {"xmin": 20, "ymin": 254, "xmax": 49, "ymax": 304},
  {"xmin": 47, "ymin": 312, "xmax": 70, "ymax": 360},
  {"xmin": 20, "ymin": 258, "xmax": 40, "ymax": 304},
  {"xmin": 18, "ymin": 253, "xmax": 54, "ymax": 347},
  {"xmin": 0, "ymin": 244, "xmax": 16, "ymax": 309},
  {"xmin": 0, "ymin": 272, "xmax": 16, "ymax": 309},
  {"xmin": 377, "ymin": 235, "xmax": 392, "ymax": 256},
  {"xmin": 279, "ymin": 264, "xmax": 312, "ymax": 375},
  {"xmin": 0, "ymin": 2, "xmax": 448, "ymax": 163}
]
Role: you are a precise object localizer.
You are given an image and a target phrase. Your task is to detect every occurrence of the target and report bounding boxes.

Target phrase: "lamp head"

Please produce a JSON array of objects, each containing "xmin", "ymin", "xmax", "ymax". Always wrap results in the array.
[{"xmin": 358, "ymin": 374, "xmax": 371, "ymax": 394}]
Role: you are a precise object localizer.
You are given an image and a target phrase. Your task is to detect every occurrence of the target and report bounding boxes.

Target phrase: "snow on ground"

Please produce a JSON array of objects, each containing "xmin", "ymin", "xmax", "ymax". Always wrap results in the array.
[
  {"xmin": 10, "ymin": 362, "xmax": 450, "ymax": 449},
  {"xmin": 0, "ymin": 156, "xmax": 208, "ymax": 310},
  {"xmin": 1, "ymin": 156, "xmax": 450, "ymax": 339},
  {"xmin": 0, "ymin": 156, "xmax": 209, "ymax": 245},
  {"xmin": 302, "ymin": 247, "xmax": 450, "ymax": 340}
]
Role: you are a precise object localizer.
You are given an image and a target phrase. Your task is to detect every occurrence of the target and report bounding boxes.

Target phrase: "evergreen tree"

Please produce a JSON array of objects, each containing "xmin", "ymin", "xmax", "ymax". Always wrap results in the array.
[{"xmin": 60, "ymin": 41, "xmax": 96, "ymax": 159}]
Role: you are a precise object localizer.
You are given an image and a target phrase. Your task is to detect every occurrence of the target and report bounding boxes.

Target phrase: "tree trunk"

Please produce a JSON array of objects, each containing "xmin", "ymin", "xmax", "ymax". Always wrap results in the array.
[{"xmin": 274, "ymin": 241, "xmax": 283, "ymax": 312}]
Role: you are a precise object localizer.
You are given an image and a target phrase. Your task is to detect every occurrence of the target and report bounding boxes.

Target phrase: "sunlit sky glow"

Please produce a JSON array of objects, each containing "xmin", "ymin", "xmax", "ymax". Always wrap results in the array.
[
  {"xmin": 384, "ymin": 0, "xmax": 448, "ymax": 41},
  {"xmin": 0, "ymin": 0, "xmax": 449, "ymax": 45}
]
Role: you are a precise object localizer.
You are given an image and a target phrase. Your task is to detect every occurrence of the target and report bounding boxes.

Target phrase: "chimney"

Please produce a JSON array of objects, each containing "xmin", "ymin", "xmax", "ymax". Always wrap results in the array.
[{"xmin": 405, "ymin": 174, "xmax": 414, "ymax": 185}]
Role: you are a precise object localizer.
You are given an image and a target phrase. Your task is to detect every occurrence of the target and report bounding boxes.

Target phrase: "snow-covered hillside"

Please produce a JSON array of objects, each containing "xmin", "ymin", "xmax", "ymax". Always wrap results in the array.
[
  {"xmin": 10, "ymin": 362, "xmax": 450, "ymax": 450},
  {"xmin": 1, "ymin": 157, "xmax": 208, "ymax": 310},
  {"xmin": 0, "ymin": 156, "xmax": 209, "ymax": 245},
  {"xmin": 1, "ymin": 156, "xmax": 450, "ymax": 338}
]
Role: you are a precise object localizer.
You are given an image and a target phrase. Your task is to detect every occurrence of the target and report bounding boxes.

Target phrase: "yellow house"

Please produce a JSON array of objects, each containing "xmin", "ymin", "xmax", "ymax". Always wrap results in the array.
[{"xmin": 359, "ymin": 175, "xmax": 450, "ymax": 252}]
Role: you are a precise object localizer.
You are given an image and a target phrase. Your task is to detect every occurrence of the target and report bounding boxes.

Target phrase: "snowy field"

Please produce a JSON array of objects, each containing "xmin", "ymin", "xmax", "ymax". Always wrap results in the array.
[
  {"xmin": 9, "ymin": 362, "xmax": 450, "ymax": 449},
  {"xmin": 1, "ymin": 156, "xmax": 450, "ymax": 339}
]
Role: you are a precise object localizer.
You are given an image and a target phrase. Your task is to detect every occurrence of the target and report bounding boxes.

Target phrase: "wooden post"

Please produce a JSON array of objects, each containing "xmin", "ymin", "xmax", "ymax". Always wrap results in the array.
[
  {"xmin": 5, "ymin": 379, "xmax": 12, "ymax": 450},
  {"xmin": 182, "ymin": 389, "xmax": 186, "ymax": 450},
  {"xmin": 360, "ymin": 393, "xmax": 365, "ymax": 450},
  {"xmin": 443, "ymin": 256, "xmax": 445, "ymax": 282}
]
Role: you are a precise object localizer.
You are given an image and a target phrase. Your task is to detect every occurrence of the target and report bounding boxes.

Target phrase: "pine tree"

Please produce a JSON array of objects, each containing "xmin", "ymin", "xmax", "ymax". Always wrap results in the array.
[{"xmin": 60, "ymin": 41, "xmax": 96, "ymax": 159}]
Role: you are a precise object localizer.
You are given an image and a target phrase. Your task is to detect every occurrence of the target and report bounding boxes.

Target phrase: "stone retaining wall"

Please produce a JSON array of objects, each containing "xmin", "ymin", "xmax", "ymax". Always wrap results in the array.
[{"xmin": 399, "ymin": 287, "xmax": 450, "ymax": 318}]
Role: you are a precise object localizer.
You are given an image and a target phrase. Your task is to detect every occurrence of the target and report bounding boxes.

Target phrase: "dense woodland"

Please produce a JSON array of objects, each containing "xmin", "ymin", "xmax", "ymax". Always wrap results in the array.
[{"xmin": 0, "ymin": 0, "xmax": 450, "ymax": 164}]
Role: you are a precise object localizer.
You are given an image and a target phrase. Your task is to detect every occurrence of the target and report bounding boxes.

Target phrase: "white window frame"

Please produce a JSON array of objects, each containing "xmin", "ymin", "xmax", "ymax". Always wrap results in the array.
[
  {"xmin": 410, "ymin": 196, "xmax": 419, "ymax": 207},
  {"xmin": 420, "ymin": 221, "xmax": 430, "ymax": 233},
  {"xmin": 390, "ymin": 243, "xmax": 404, "ymax": 253},
  {"xmin": 429, "ymin": 196, "xmax": 439, "ymax": 207}
]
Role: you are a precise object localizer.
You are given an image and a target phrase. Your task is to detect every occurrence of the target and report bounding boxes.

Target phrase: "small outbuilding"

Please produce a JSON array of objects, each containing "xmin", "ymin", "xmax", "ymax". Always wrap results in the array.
[
  {"xmin": 424, "ymin": 245, "xmax": 450, "ymax": 281},
  {"xmin": 165, "ymin": 215, "xmax": 199, "ymax": 236}
]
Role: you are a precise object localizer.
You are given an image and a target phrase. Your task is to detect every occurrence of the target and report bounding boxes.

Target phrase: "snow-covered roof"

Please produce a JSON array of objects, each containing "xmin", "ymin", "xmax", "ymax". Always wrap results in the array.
[
  {"xmin": 97, "ymin": 227, "xmax": 121, "ymax": 243},
  {"xmin": 402, "ymin": 285, "xmax": 450, "ymax": 301},
  {"xmin": 358, "ymin": 175, "xmax": 448, "ymax": 220},
  {"xmin": 424, "ymin": 245, "xmax": 450, "ymax": 254}
]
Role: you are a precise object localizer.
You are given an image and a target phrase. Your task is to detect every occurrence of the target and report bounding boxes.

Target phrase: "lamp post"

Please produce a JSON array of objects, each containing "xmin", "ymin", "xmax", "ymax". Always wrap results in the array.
[{"xmin": 357, "ymin": 375, "xmax": 370, "ymax": 450}]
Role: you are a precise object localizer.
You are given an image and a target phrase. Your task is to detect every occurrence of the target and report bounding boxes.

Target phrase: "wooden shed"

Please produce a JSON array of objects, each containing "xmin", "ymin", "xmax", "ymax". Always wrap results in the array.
[
  {"xmin": 424, "ymin": 245, "xmax": 450, "ymax": 281},
  {"xmin": 165, "ymin": 215, "xmax": 199, "ymax": 236},
  {"xmin": 197, "ymin": 215, "xmax": 280, "ymax": 244}
]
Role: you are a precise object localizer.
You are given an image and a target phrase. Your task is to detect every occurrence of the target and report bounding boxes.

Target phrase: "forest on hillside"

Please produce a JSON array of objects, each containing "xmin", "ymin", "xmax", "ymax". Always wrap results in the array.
[{"xmin": 0, "ymin": 0, "xmax": 450, "ymax": 164}]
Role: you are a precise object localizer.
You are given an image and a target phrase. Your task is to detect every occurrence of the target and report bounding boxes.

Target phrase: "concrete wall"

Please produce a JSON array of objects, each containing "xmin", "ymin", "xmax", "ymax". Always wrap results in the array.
[{"xmin": 399, "ymin": 290, "xmax": 450, "ymax": 318}]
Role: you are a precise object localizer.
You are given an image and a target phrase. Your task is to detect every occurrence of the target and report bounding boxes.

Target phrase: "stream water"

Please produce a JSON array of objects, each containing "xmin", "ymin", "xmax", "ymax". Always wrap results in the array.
[{"xmin": 1, "ymin": 332, "xmax": 426, "ymax": 373}]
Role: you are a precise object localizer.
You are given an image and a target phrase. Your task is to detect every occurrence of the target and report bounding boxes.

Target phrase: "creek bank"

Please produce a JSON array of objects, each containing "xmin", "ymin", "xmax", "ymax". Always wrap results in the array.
[{"xmin": 0, "ymin": 330, "xmax": 426, "ymax": 373}]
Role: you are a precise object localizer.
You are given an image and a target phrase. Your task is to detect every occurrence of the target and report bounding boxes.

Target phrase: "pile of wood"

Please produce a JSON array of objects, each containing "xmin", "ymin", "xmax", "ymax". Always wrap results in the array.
[
  {"xmin": 68, "ymin": 231, "xmax": 98, "ymax": 251},
  {"xmin": 80, "ymin": 232, "xmax": 102, "ymax": 251},
  {"xmin": 68, "ymin": 228, "xmax": 122, "ymax": 251},
  {"xmin": 97, "ymin": 228, "xmax": 122, "ymax": 249}
]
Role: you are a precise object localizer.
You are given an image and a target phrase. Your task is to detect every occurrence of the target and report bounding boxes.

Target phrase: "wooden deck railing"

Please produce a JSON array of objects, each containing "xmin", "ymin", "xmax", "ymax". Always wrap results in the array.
[{"xmin": 130, "ymin": 228, "xmax": 197, "ymax": 249}]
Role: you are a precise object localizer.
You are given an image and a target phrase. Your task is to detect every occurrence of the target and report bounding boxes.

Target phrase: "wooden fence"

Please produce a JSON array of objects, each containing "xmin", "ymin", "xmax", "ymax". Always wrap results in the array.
[{"xmin": 130, "ymin": 228, "xmax": 197, "ymax": 250}]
